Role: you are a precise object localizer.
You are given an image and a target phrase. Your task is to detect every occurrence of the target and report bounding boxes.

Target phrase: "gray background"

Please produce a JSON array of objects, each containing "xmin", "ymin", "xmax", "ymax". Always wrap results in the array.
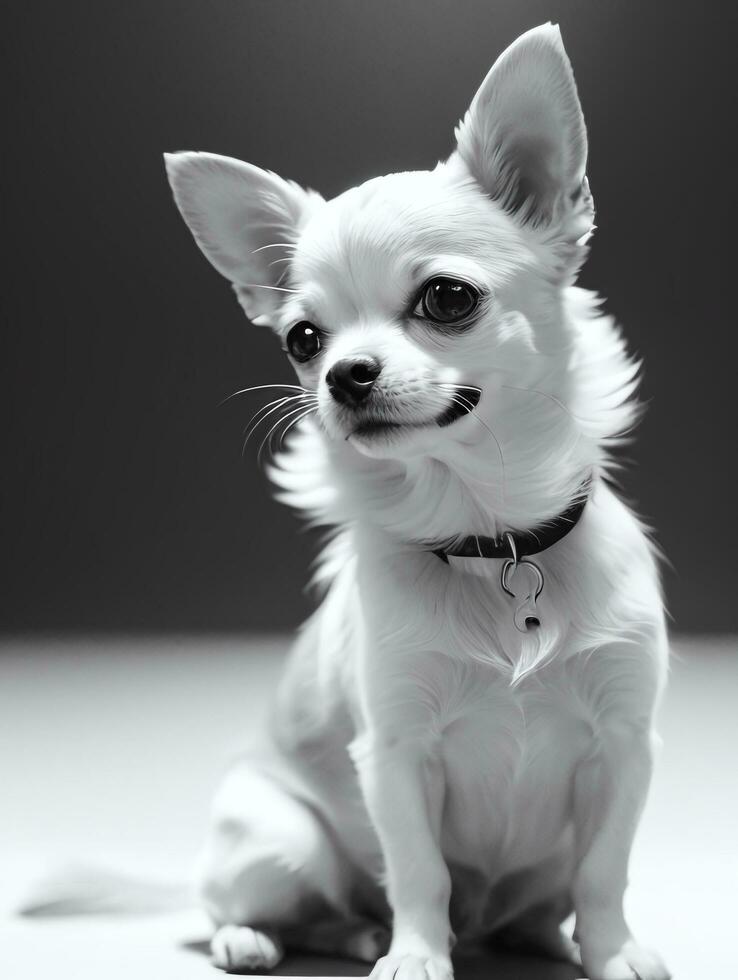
[{"xmin": 3, "ymin": 0, "xmax": 735, "ymax": 633}]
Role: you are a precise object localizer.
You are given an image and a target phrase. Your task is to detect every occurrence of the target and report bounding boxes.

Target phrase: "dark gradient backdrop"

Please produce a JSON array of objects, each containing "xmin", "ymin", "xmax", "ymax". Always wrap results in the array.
[{"xmin": 3, "ymin": 1, "xmax": 735, "ymax": 633}]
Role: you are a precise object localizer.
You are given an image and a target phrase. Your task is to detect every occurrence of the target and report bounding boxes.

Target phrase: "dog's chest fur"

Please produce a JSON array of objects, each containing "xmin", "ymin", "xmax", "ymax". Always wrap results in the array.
[
  {"xmin": 273, "ymin": 631, "xmax": 593, "ymax": 912},
  {"xmin": 437, "ymin": 658, "xmax": 590, "ymax": 869},
  {"xmin": 270, "ymin": 481, "xmax": 659, "ymax": 900}
]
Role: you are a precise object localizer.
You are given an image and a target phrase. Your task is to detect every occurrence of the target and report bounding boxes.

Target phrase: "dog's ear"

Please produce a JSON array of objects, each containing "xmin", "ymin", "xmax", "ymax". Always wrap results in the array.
[
  {"xmin": 164, "ymin": 152, "xmax": 322, "ymax": 325},
  {"xmin": 452, "ymin": 24, "xmax": 594, "ymax": 245}
]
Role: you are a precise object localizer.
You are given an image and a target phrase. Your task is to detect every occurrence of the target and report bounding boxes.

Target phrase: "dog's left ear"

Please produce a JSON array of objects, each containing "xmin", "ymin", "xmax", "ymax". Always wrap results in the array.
[
  {"xmin": 452, "ymin": 23, "xmax": 594, "ymax": 247},
  {"xmin": 164, "ymin": 152, "xmax": 323, "ymax": 325}
]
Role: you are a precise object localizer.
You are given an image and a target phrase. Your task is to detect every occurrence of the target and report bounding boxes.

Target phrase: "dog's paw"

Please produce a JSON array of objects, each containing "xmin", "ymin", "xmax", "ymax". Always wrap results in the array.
[
  {"xmin": 210, "ymin": 925, "xmax": 284, "ymax": 973},
  {"xmin": 580, "ymin": 938, "xmax": 670, "ymax": 980},
  {"xmin": 370, "ymin": 953, "xmax": 453, "ymax": 980}
]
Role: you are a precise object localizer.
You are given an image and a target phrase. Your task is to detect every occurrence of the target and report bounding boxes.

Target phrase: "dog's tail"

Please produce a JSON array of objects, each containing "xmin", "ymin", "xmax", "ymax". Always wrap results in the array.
[{"xmin": 16, "ymin": 862, "xmax": 195, "ymax": 917}]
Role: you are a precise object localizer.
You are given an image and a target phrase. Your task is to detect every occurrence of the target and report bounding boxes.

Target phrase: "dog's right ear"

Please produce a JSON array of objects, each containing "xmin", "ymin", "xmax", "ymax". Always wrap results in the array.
[
  {"xmin": 451, "ymin": 24, "xmax": 593, "ymax": 248},
  {"xmin": 164, "ymin": 152, "xmax": 322, "ymax": 325}
]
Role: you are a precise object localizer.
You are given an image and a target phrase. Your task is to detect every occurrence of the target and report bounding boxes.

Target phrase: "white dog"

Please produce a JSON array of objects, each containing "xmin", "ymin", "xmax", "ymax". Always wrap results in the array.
[{"xmin": 164, "ymin": 23, "xmax": 670, "ymax": 980}]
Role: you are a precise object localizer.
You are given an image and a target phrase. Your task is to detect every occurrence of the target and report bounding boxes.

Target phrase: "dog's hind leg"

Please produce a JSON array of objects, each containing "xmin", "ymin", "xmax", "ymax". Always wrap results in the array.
[
  {"xmin": 481, "ymin": 848, "xmax": 580, "ymax": 967},
  {"xmin": 198, "ymin": 761, "xmax": 350, "ymax": 972},
  {"xmin": 493, "ymin": 894, "xmax": 581, "ymax": 967},
  {"xmin": 282, "ymin": 918, "xmax": 391, "ymax": 962}
]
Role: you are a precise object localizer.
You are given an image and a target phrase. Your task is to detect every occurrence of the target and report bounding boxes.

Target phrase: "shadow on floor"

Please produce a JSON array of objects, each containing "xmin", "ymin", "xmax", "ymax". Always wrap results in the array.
[{"xmin": 181, "ymin": 939, "xmax": 580, "ymax": 979}]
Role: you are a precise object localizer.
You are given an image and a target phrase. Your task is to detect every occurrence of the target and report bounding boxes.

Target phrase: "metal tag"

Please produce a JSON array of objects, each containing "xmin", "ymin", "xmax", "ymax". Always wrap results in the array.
[{"xmin": 500, "ymin": 533, "xmax": 544, "ymax": 633}]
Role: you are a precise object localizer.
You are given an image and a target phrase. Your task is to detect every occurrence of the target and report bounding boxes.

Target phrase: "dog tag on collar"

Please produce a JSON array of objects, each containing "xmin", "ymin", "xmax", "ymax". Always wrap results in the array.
[{"xmin": 500, "ymin": 554, "xmax": 544, "ymax": 634}]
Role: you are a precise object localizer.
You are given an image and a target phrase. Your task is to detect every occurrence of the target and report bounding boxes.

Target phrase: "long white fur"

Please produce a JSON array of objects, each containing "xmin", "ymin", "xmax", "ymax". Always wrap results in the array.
[{"xmin": 163, "ymin": 23, "xmax": 670, "ymax": 980}]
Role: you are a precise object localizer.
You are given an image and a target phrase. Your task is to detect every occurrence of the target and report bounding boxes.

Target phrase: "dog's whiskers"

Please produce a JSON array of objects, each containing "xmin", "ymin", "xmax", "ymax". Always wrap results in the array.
[
  {"xmin": 242, "ymin": 283, "xmax": 300, "ymax": 294},
  {"xmin": 501, "ymin": 384, "xmax": 586, "ymax": 423},
  {"xmin": 430, "ymin": 385, "xmax": 507, "ymax": 502},
  {"xmin": 242, "ymin": 396, "xmax": 294, "ymax": 445},
  {"xmin": 220, "ymin": 383, "xmax": 309, "ymax": 407},
  {"xmin": 268, "ymin": 257, "xmax": 293, "ymax": 271},
  {"xmin": 277, "ymin": 406, "xmax": 318, "ymax": 452},
  {"xmin": 437, "ymin": 382, "xmax": 483, "ymax": 395},
  {"xmin": 449, "ymin": 394, "xmax": 507, "ymax": 501},
  {"xmin": 250, "ymin": 242, "xmax": 298, "ymax": 255},
  {"xmin": 257, "ymin": 401, "xmax": 318, "ymax": 464},
  {"xmin": 243, "ymin": 394, "xmax": 315, "ymax": 456}
]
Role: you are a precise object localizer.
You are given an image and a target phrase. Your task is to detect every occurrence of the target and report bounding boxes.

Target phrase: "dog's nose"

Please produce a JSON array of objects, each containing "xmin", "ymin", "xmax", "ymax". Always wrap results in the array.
[{"xmin": 326, "ymin": 357, "xmax": 382, "ymax": 405}]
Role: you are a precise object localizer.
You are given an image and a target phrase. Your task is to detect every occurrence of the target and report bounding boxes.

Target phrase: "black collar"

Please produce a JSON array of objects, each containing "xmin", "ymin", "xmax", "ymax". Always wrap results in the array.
[{"xmin": 431, "ymin": 481, "xmax": 591, "ymax": 565}]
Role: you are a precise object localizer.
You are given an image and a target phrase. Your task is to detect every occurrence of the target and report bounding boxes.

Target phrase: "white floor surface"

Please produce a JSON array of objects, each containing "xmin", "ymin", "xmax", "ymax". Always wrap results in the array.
[{"xmin": 0, "ymin": 634, "xmax": 735, "ymax": 979}]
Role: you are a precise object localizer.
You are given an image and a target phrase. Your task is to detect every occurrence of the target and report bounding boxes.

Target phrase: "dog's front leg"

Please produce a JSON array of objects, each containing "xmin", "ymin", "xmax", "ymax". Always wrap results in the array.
[
  {"xmin": 352, "ymin": 713, "xmax": 453, "ymax": 980},
  {"xmin": 572, "ymin": 648, "xmax": 670, "ymax": 980}
]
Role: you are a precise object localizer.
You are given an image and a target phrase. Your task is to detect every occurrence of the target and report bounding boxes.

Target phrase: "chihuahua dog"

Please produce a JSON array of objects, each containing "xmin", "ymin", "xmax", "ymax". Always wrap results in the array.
[{"xmin": 165, "ymin": 23, "xmax": 669, "ymax": 980}]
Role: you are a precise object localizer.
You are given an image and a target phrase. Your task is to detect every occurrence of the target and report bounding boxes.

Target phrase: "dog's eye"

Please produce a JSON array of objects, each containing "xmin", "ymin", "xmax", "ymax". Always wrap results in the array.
[
  {"xmin": 417, "ymin": 278, "xmax": 480, "ymax": 326},
  {"xmin": 286, "ymin": 321, "xmax": 323, "ymax": 363}
]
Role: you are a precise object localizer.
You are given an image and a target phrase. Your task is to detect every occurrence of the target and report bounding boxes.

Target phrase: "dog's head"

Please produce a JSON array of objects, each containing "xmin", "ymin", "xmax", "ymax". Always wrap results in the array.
[{"xmin": 166, "ymin": 25, "xmax": 615, "ymax": 532}]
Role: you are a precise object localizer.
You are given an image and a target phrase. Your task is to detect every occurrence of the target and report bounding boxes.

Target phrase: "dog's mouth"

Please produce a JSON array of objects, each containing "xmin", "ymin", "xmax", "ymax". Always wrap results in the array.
[
  {"xmin": 351, "ymin": 385, "xmax": 481, "ymax": 439},
  {"xmin": 435, "ymin": 385, "xmax": 481, "ymax": 427}
]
